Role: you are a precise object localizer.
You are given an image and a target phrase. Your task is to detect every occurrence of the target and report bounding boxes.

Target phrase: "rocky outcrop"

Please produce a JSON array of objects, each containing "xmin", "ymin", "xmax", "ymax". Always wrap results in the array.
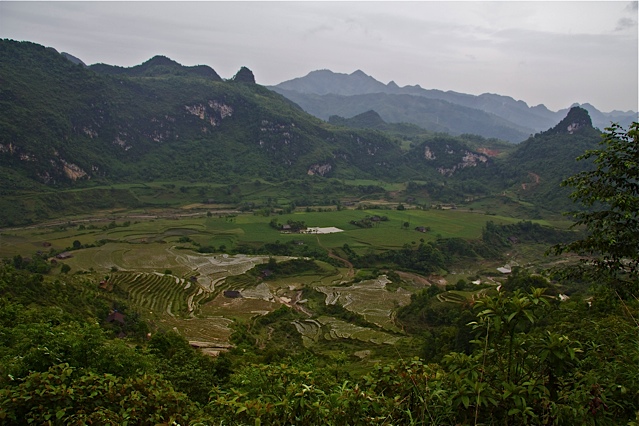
[
  {"xmin": 307, "ymin": 163, "xmax": 332, "ymax": 176},
  {"xmin": 424, "ymin": 146, "xmax": 436, "ymax": 160},
  {"xmin": 61, "ymin": 160, "xmax": 88, "ymax": 180},
  {"xmin": 437, "ymin": 151, "xmax": 488, "ymax": 176},
  {"xmin": 185, "ymin": 100, "xmax": 234, "ymax": 127}
]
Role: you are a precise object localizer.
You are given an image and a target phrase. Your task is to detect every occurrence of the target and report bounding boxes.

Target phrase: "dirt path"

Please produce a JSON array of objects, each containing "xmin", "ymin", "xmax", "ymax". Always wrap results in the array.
[
  {"xmin": 316, "ymin": 236, "xmax": 354, "ymax": 278},
  {"xmin": 292, "ymin": 291, "xmax": 313, "ymax": 317}
]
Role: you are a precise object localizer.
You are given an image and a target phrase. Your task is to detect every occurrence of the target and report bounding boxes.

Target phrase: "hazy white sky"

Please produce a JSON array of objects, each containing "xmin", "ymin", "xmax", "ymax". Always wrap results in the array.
[{"xmin": 1, "ymin": 1, "xmax": 637, "ymax": 112}]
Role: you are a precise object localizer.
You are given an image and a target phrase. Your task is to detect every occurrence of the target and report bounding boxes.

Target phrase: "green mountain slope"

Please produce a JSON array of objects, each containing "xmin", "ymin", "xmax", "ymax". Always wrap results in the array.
[
  {"xmin": 328, "ymin": 110, "xmax": 431, "ymax": 138},
  {"xmin": 505, "ymin": 107, "xmax": 602, "ymax": 211},
  {"xmin": 89, "ymin": 55, "xmax": 223, "ymax": 80},
  {"xmin": 0, "ymin": 40, "xmax": 416, "ymax": 187}
]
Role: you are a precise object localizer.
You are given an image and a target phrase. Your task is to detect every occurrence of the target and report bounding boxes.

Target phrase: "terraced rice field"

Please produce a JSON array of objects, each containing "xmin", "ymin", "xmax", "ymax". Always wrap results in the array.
[
  {"xmin": 200, "ymin": 293, "xmax": 281, "ymax": 321},
  {"xmin": 109, "ymin": 272, "xmax": 213, "ymax": 317},
  {"xmin": 316, "ymin": 276, "xmax": 412, "ymax": 332},
  {"xmin": 158, "ymin": 316, "xmax": 234, "ymax": 344},
  {"xmin": 292, "ymin": 316, "xmax": 403, "ymax": 347}
]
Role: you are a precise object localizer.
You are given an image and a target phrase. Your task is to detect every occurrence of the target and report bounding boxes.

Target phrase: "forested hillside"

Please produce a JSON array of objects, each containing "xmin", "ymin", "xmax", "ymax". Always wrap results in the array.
[
  {"xmin": 0, "ymin": 40, "xmax": 413, "ymax": 187},
  {"xmin": 1, "ymin": 39, "xmax": 612, "ymax": 226},
  {"xmin": 502, "ymin": 107, "xmax": 602, "ymax": 211}
]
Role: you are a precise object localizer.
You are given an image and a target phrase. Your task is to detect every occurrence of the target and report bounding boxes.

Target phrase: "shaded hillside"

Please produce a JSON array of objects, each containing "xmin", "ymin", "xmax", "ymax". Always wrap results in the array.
[
  {"xmin": 271, "ymin": 69, "xmax": 637, "ymax": 139},
  {"xmin": 328, "ymin": 110, "xmax": 429, "ymax": 137},
  {"xmin": 274, "ymin": 89, "xmax": 532, "ymax": 142}
]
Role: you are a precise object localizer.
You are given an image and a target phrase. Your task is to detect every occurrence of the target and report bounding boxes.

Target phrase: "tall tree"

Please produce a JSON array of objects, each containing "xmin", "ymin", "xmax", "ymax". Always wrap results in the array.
[{"xmin": 551, "ymin": 122, "xmax": 639, "ymax": 294}]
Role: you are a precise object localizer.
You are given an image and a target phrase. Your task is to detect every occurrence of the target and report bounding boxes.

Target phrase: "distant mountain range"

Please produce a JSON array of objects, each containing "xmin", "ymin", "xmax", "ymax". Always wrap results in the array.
[
  {"xmin": 0, "ymin": 39, "xmax": 616, "ymax": 225},
  {"xmin": 270, "ymin": 69, "xmax": 637, "ymax": 143}
]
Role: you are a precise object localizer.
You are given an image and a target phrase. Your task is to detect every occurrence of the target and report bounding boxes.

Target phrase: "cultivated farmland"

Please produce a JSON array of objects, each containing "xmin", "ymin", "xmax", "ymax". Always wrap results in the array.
[{"xmin": 1, "ymin": 206, "xmax": 567, "ymax": 358}]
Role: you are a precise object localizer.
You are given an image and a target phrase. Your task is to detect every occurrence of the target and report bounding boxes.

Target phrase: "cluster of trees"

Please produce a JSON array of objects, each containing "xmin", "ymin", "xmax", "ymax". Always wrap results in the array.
[
  {"xmin": 482, "ymin": 220, "xmax": 576, "ymax": 247},
  {"xmin": 344, "ymin": 221, "xmax": 570, "ymax": 276},
  {"xmin": 349, "ymin": 214, "xmax": 388, "ymax": 228},
  {"xmin": 269, "ymin": 218, "xmax": 307, "ymax": 232}
]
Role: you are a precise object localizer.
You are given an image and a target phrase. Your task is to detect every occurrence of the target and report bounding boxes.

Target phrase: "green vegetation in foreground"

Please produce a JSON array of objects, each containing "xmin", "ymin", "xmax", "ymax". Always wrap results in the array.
[{"xmin": 1, "ymin": 262, "xmax": 637, "ymax": 425}]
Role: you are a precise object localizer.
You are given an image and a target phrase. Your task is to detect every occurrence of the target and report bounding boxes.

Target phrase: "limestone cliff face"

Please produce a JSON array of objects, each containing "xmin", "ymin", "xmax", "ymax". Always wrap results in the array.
[
  {"xmin": 307, "ymin": 163, "xmax": 332, "ymax": 176},
  {"xmin": 419, "ymin": 139, "xmax": 490, "ymax": 176},
  {"xmin": 185, "ymin": 100, "xmax": 234, "ymax": 128},
  {"xmin": 62, "ymin": 160, "xmax": 88, "ymax": 180},
  {"xmin": 437, "ymin": 151, "xmax": 488, "ymax": 176},
  {"xmin": 424, "ymin": 146, "xmax": 436, "ymax": 160}
]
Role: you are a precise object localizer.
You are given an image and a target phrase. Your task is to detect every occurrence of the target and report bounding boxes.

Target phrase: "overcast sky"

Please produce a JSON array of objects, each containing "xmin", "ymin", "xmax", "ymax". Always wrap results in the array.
[{"xmin": 1, "ymin": 1, "xmax": 637, "ymax": 112}]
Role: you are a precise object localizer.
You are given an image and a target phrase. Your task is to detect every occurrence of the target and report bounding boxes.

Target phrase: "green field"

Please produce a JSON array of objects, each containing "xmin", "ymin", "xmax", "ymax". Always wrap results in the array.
[{"xmin": 0, "ymin": 207, "xmax": 536, "ymax": 259}]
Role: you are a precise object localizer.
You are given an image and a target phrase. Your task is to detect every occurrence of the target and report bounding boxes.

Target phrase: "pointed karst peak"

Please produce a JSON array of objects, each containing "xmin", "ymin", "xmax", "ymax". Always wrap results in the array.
[
  {"xmin": 548, "ymin": 106, "xmax": 593, "ymax": 135},
  {"xmin": 231, "ymin": 66, "xmax": 255, "ymax": 84}
]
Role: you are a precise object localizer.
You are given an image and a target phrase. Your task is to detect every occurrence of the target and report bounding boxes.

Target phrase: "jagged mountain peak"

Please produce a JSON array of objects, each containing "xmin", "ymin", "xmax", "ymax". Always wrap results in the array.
[
  {"xmin": 350, "ymin": 69, "xmax": 368, "ymax": 77},
  {"xmin": 271, "ymin": 69, "xmax": 637, "ymax": 139},
  {"xmin": 272, "ymin": 68, "xmax": 388, "ymax": 96},
  {"xmin": 546, "ymin": 106, "xmax": 594, "ymax": 135},
  {"xmin": 387, "ymin": 80, "xmax": 400, "ymax": 89},
  {"xmin": 231, "ymin": 66, "xmax": 256, "ymax": 84}
]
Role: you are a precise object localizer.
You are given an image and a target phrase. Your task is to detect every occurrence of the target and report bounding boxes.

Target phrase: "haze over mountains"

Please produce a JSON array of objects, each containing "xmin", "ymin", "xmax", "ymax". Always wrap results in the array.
[{"xmin": 270, "ymin": 69, "xmax": 638, "ymax": 143}]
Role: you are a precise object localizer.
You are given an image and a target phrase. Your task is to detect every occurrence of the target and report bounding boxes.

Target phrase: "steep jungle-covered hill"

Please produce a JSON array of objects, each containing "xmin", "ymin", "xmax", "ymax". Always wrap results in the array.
[
  {"xmin": 504, "ymin": 107, "xmax": 602, "ymax": 211},
  {"xmin": 89, "ymin": 55, "xmax": 223, "ymax": 80},
  {"xmin": 0, "ymin": 40, "xmax": 418, "ymax": 188}
]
